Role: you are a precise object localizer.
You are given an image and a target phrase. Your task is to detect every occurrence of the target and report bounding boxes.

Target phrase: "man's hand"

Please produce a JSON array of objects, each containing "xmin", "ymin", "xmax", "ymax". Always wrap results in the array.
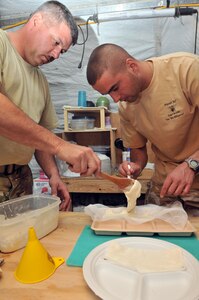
[
  {"xmin": 160, "ymin": 162, "xmax": 195, "ymax": 198},
  {"xmin": 119, "ymin": 161, "xmax": 142, "ymax": 178},
  {"xmin": 49, "ymin": 174, "xmax": 71, "ymax": 211},
  {"xmin": 56, "ymin": 141, "xmax": 101, "ymax": 176},
  {"xmin": 118, "ymin": 146, "xmax": 147, "ymax": 178}
]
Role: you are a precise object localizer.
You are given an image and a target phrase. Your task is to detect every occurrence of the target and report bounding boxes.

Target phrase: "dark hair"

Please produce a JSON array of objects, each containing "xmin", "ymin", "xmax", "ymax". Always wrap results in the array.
[
  {"xmin": 31, "ymin": 1, "xmax": 78, "ymax": 45},
  {"xmin": 87, "ymin": 43, "xmax": 130, "ymax": 85}
]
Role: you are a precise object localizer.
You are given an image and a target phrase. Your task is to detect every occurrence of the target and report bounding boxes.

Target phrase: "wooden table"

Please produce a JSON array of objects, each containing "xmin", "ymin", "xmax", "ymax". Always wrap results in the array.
[{"xmin": 1, "ymin": 212, "xmax": 199, "ymax": 300}]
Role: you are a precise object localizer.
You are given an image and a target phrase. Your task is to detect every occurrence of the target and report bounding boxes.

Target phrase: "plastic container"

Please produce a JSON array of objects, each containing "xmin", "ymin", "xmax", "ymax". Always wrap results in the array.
[
  {"xmin": 122, "ymin": 148, "xmax": 131, "ymax": 162},
  {"xmin": 86, "ymin": 117, "xmax": 95, "ymax": 129},
  {"xmin": 78, "ymin": 90, "xmax": 87, "ymax": 107},
  {"xmin": 70, "ymin": 117, "xmax": 87, "ymax": 130},
  {"xmin": 0, "ymin": 195, "xmax": 60, "ymax": 253},
  {"xmin": 70, "ymin": 116, "xmax": 95, "ymax": 130},
  {"xmin": 96, "ymin": 153, "xmax": 111, "ymax": 174},
  {"xmin": 89, "ymin": 145, "xmax": 111, "ymax": 157},
  {"xmin": 86, "ymin": 100, "xmax": 95, "ymax": 107},
  {"xmin": 105, "ymin": 116, "xmax": 111, "ymax": 128}
]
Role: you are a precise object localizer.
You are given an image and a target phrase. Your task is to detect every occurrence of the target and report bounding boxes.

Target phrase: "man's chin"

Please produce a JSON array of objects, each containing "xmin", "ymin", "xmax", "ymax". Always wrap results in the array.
[
  {"xmin": 129, "ymin": 94, "xmax": 141, "ymax": 102},
  {"xmin": 121, "ymin": 97, "xmax": 138, "ymax": 103}
]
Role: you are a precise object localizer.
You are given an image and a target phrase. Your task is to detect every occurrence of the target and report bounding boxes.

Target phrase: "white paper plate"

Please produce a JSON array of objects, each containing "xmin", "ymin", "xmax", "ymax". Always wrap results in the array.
[{"xmin": 83, "ymin": 237, "xmax": 199, "ymax": 300}]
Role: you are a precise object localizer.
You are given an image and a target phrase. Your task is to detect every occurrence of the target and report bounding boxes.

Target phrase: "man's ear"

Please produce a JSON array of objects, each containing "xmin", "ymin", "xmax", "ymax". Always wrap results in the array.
[
  {"xmin": 31, "ymin": 13, "xmax": 43, "ymax": 27},
  {"xmin": 126, "ymin": 58, "xmax": 138, "ymax": 74}
]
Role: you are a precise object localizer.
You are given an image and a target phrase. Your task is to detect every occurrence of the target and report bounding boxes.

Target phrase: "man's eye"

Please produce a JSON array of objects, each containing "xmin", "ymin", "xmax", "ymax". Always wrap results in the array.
[
  {"xmin": 112, "ymin": 86, "xmax": 118, "ymax": 92},
  {"xmin": 61, "ymin": 49, "xmax": 67, "ymax": 54}
]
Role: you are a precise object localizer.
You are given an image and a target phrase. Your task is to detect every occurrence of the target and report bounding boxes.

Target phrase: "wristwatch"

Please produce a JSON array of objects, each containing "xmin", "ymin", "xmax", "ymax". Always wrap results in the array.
[{"xmin": 184, "ymin": 158, "xmax": 199, "ymax": 174}]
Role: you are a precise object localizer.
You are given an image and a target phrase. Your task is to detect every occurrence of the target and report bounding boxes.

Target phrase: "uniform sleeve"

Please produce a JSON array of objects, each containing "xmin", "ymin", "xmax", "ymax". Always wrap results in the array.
[
  {"xmin": 180, "ymin": 55, "xmax": 199, "ymax": 107},
  {"xmin": 0, "ymin": 30, "xmax": 5, "ymax": 86},
  {"xmin": 118, "ymin": 102, "xmax": 147, "ymax": 149},
  {"xmin": 38, "ymin": 72, "xmax": 58, "ymax": 131},
  {"xmin": 39, "ymin": 95, "xmax": 58, "ymax": 131}
]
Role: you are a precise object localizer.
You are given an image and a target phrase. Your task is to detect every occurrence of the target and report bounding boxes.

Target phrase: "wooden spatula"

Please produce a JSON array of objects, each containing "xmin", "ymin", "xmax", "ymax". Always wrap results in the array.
[{"xmin": 99, "ymin": 172, "xmax": 134, "ymax": 190}]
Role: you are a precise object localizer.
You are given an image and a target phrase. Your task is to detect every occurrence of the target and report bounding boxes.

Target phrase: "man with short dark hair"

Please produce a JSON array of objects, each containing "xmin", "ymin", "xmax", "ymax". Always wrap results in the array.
[{"xmin": 87, "ymin": 43, "xmax": 199, "ymax": 210}]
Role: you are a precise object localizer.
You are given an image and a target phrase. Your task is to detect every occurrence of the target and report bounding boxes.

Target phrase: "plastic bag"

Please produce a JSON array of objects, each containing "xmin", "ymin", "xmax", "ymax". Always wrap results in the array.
[{"xmin": 84, "ymin": 201, "xmax": 188, "ymax": 230}]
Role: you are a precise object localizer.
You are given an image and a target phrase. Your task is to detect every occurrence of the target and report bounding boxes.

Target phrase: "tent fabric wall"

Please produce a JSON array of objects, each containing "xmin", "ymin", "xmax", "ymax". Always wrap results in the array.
[
  {"xmin": 1, "ymin": 1, "xmax": 199, "ymax": 131},
  {"xmin": 42, "ymin": 12, "xmax": 199, "ymax": 131}
]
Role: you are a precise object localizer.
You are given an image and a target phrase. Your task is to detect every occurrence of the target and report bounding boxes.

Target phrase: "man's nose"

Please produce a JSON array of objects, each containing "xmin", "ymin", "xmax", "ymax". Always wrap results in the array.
[
  {"xmin": 51, "ymin": 46, "xmax": 62, "ymax": 60},
  {"xmin": 109, "ymin": 92, "xmax": 120, "ymax": 103}
]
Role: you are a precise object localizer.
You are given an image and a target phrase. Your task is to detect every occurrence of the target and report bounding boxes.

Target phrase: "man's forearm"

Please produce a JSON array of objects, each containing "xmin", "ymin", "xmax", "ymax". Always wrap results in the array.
[
  {"xmin": 34, "ymin": 150, "xmax": 60, "ymax": 179},
  {"xmin": 0, "ymin": 93, "xmax": 63, "ymax": 155},
  {"xmin": 131, "ymin": 146, "xmax": 148, "ymax": 170}
]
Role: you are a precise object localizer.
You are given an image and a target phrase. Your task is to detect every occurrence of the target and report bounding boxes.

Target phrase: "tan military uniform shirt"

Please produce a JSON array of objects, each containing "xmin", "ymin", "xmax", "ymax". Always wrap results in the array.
[
  {"xmin": 0, "ymin": 29, "xmax": 58, "ymax": 165},
  {"xmin": 119, "ymin": 52, "xmax": 199, "ymax": 188}
]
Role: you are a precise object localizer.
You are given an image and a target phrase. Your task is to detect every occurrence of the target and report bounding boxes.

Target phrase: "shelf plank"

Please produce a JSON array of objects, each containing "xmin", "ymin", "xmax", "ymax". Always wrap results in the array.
[
  {"xmin": 63, "ymin": 106, "xmax": 110, "ymax": 112},
  {"xmin": 64, "ymin": 128, "xmax": 117, "ymax": 133}
]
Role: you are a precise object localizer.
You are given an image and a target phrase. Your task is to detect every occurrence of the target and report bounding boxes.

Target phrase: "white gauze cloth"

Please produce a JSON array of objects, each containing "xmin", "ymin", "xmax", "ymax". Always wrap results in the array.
[{"xmin": 104, "ymin": 241, "xmax": 186, "ymax": 273}]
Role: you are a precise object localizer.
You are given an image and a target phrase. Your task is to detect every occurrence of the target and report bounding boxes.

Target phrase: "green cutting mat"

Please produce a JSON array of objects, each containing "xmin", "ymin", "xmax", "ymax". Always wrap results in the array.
[{"xmin": 66, "ymin": 225, "xmax": 199, "ymax": 267}]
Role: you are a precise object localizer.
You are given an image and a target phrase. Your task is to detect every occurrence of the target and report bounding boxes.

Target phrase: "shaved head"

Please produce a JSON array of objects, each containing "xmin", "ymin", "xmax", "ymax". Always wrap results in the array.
[{"xmin": 87, "ymin": 43, "xmax": 132, "ymax": 85}]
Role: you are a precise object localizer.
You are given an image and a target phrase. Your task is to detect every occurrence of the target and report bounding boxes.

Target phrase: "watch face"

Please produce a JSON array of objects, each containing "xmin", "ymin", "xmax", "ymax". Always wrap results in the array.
[
  {"xmin": 185, "ymin": 158, "xmax": 199, "ymax": 173},
  {"xmin": 190, "ymin": 160, "xmax": 198, "ymax": 168}
]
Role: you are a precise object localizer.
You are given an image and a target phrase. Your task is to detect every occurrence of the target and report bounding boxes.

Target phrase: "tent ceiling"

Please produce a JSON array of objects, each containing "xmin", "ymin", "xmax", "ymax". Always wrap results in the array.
[{"xmin": 1, "ymin": 0, "xmax": 199, "ymax": 27}]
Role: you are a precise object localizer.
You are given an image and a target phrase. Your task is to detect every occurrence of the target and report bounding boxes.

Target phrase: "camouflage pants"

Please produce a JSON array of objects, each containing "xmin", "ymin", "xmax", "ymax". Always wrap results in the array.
[
  {"xmin": 0, "ymin": 165, "xmax": 33, "ymax": 203},
  {"xmin": 145, "ymin": 181, "xmax": 199, "ymax": 210}
]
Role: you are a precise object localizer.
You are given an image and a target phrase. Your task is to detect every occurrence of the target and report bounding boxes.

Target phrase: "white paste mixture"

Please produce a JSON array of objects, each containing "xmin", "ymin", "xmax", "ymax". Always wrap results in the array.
[{"xmin": 123, "ymin": 179, "xmax": 141, "ymax": 212}]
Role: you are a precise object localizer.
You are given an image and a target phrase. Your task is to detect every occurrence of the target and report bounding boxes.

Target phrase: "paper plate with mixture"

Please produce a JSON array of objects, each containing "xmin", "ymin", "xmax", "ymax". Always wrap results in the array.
[{"xmin": 83, "ymin": 237, "xmax": 199, "ymax": 300}]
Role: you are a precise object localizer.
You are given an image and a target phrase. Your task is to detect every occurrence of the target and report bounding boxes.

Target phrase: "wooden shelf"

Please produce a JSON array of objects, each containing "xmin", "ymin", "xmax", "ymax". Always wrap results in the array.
[
  {"xmin": 61, "ymin": 168, "xmax": 153, "ymax": 194},
  {"xmin": 64, "ymin": 106, "xmax": 110, "ymax": 131},
  {"xmin": 62, "ymin": 107, "xmax": 118, "ymax": 168}
]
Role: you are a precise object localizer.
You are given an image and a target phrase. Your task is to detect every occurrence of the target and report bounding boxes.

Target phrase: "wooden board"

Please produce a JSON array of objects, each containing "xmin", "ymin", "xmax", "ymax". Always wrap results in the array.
[{"xmin": 62, "ymin": 168, "xmax": 153, "ymax": 194}]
